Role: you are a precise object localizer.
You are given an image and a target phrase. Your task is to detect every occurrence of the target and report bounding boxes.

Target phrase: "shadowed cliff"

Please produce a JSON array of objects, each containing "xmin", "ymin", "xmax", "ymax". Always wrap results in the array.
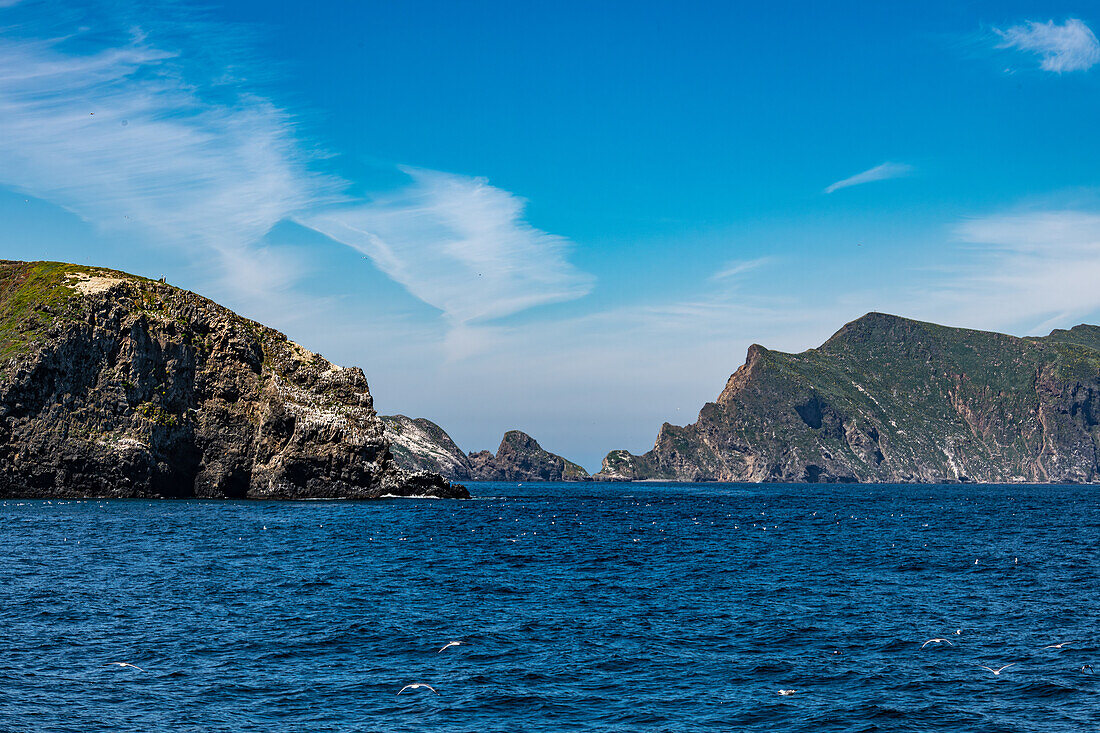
[{"xmin": 0, "ymin": 260, "xmax": 467, "ymax": 499}]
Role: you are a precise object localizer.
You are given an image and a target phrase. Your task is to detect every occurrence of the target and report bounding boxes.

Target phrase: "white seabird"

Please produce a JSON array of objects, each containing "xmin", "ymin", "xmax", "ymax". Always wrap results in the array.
[
  {"xmin": 979, "ymin": 664, "xmax": 1015, "ymax": 676},
  {"xmin": 399, "ymin": 683, "xmax": 438, "ymax": 694}
]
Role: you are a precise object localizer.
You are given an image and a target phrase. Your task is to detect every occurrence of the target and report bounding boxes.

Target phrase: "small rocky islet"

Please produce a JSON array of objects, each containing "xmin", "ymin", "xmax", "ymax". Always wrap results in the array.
[
  {"xmin": 381, "ymin": 417, "xmax": 591, "ymax": 481},
  {"xmin": 0, "ymin": 260, "xmax": 466, "ymax": 499}
]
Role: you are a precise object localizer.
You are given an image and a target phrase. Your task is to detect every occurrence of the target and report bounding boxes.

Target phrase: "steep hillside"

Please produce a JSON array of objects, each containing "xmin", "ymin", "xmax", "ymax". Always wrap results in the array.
[
  {"xmin": 0, "ymin": 260, "xmax": 467, "ymax": 499},
  {"xmin": 597, "ymin": 313, "xmax": 1100, "ymax": 483},
  {"xmin": 381, "ymin": 414, "xmax": 473, "ymax": 480},
  {"xmin": 467, "ymin": 430, "xmax": 590, "ymax": 481}
]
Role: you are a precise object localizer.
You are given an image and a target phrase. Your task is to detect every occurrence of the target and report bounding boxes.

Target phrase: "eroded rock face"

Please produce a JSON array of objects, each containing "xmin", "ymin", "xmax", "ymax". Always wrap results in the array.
[
  {"xmin": 597, "ymin": 312, "xmax": 1100, "ymax": 484},
  {"xmin": 381, "ymin": 415, "xmax": 473, "ymax": 480},
  {"xmin": 0, "ymin": 261, "xmax": 468, "ymax": 499},
  {"xmin": 381, "ymin": 417, "xmax": 590, "ymax": 482},
  {"xmin": 469, "ymin": 430, "xmax": 591, "ymax": 482}
]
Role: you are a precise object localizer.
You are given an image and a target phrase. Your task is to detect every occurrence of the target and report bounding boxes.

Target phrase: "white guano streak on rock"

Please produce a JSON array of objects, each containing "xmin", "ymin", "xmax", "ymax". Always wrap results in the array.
[
  {"xmin": 387, "ymin": 420, "xmax": 464, "ymax": 470},
  {"xmin": 97, "ymin": 436, "xmax": 150, "ymax": 452},
  {"xmin": 941, "ymin": 444, "xmax": 961, "ymax": 479},
  {"xmin": 269, "ymin": 372, "xmax": 369, "ymax": 445},
  {"xmin": 853, "ymin": 382, "xmax": 885, "ymax": 412}
]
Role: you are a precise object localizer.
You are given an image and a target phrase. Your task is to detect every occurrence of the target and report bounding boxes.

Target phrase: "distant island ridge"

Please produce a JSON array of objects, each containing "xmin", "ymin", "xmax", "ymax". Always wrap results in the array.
[
  {"xmin": 3, "ymin": 259, "xmax": 1100, "ymax": 495},
  {"xmin": 391, "ymin": 312, "xmax": 1100, "ymax": 485}
]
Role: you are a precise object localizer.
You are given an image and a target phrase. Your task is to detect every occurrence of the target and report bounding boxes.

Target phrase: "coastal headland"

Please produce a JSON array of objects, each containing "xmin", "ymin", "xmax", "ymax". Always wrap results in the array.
[{"xmin": 0, "ymin": 260, "xmax": 466, "ymax": 499}]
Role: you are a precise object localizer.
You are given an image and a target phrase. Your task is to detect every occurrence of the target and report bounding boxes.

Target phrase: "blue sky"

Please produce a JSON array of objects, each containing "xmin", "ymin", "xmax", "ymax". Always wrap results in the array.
[{"xmin": 2, "ymin": 1, "xmax": 1100, "ymax": 469}]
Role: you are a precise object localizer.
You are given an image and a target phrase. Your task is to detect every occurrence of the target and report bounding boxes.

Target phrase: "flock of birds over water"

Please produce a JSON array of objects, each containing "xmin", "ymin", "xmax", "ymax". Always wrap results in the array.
[
  {"xmin": 913, "ymin": 634, "xmax": 1094, "ymax": 680},
  {"xmin": 393, "ymin": 635, "xmax": 1096, "ymax": 699},
  {"xmin": 104, "ymin": 634, "xmax": 1094, "ymax": 698}
]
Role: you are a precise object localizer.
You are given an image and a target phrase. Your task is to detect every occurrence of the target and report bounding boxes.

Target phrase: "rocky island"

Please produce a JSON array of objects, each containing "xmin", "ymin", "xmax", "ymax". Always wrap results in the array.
[
  {"xmin": 0, "ymin": 260, "xmax": 467, "ymax": 499},
  {"xmin": 596, "ymin": 312, "xmax": 1100, "ymax": 483},
  {"xmin": 382, "ymin": 417, "xmax": 590, "ymax": 481}
]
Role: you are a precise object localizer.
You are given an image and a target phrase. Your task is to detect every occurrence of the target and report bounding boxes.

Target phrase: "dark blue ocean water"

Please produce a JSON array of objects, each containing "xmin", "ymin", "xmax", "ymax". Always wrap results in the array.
[{"xmin": 1, "ymin": 482, "xmax": 1098, "ymax": 732}]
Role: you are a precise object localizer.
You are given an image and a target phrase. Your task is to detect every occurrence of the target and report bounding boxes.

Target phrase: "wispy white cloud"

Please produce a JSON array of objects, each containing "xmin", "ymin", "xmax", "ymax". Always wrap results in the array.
[
  {"xmin": 824, "ymin": 162, "xmax": 912, "ymax": 194},
  {"xmin": 0, "ymin": 8, "xmax": 597, "ymax": 373},
  {"xmin": 939, "ymin": 210, "xmax": 1100, "ymax": 330},
  {"xmin": 996, "ymin": 18, "xmax": 1100, "ymax": 73},
  {"xmin": 710, "ymin": 256, "xmax": 774, "ymax": 282},
  {"xmin": 302, "ymin": 168, "xmax": 594, "ymax": 347},
  {"xmin": 0, "ymin": 30, "xmax": 332, "ymax": 298}
]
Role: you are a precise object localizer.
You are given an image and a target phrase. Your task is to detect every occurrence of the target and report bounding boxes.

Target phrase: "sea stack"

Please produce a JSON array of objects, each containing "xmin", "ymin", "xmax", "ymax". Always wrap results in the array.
[{"xmin": 382, "ymin": 417, "xmax": 590, "ymax": 481}]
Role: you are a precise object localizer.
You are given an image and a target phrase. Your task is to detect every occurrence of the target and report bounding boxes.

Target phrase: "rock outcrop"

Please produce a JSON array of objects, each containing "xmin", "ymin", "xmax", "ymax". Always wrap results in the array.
[
  {"xmin": 467, "ymin": 430, "xmax": 590, "ymax": 482},
  {"xmin": 0, "ymin": 260, "xmax": 468, "ymax": 499},
  {"xmin": 382, "ymin": 417, "xmax": 589, "ymax": 481},
  {"xmin": 381, "ymin": 414, "xmax": 473, "ymax": 480},
  {"xmin": 597, "ymin": 312, "xmax": 1100, "ymax": 483}
]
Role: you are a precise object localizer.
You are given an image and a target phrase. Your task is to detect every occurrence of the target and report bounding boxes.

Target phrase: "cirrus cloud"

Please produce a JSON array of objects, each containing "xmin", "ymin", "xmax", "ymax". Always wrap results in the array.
[
  {"xmin": 0, "ymin": 12, "xmax": 596, "ymax": 338},
  {"xmin": 995, "ymin": 18, "xmax": 1100, "ymax": 73},
  {"xmin": 945, "ymin": 209, "xmax": 1100, "ymax": 331},
  {"xmin": 824, "ymin": 162, "xmax": 913, "ymax": 194},
  {"xmin": 302, "ymin": 168, "xmax": 594, "ymax": 333},
  {"xmin": 0, "ymin": 31, "xmax": 332, "ymax": 297}
]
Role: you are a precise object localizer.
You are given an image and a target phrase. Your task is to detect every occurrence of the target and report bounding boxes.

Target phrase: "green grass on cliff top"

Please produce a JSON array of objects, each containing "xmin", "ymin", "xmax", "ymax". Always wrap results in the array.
[
  {"xmin": 0, "ymin": 261, "xmax": 146, "ymax": 362},
  {"xmin": 0, "ymin": 259, "xmax": 350, "ymax": 392},
  {"xmin": 752, "ymin": 314, "xmax": 1100, "ymax": 427},
  {"xmin": 768, "ymin": 313, "xmax": 1100, "ymax": 394}
]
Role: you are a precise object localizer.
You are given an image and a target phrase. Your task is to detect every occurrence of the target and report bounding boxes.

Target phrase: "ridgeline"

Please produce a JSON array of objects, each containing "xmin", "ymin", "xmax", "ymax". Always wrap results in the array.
[{"xmin": 596, "ymin": 313, "xmax": 1100, "ymax": 483}]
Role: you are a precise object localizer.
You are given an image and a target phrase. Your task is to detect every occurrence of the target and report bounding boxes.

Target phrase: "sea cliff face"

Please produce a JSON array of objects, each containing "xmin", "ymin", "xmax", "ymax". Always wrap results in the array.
[
  {"xmin": 382, "ymin": 418, "xmax": 590, "ymax": 481},
  {"xmin": 0, "ymin": 261, "xmax": 467, "ymax": 499},
  {"xmin": 468, "ymin": 430, "xmax": 590, "ymax": 482},
  {"xmin": 381, "ymin": 415, "xmax": 473, "ymax": 480},
  {"xmin": 597, "ymin": 312, "xmax": 1100, "ymax": 483}
]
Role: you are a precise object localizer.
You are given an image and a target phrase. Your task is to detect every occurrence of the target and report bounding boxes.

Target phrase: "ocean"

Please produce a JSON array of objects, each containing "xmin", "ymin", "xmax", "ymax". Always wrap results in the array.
[{"xmin": 2, "ymin": 482, "xmax": 1097, "ymax": 731}]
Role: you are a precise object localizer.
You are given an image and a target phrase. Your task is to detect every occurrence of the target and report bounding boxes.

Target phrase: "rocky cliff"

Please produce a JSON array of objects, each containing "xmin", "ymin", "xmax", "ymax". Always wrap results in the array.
[
  {"xmin": 468, "ymin": 430, "xmax": 590, "ymax": 481},
  {"xmin": 597, "ymin": 312, "xmax": 1100, "ymax": 483},
  {"xmin": 382, "ymin": 417, "xmax": 589, "ymax": 481},
  {"xmin": 0, "ymin": 260, "xmax": 467, "ymax": 499},
  {"xmin": 381, "ymin": 414, "xmax": 473, "ymax": 480}
]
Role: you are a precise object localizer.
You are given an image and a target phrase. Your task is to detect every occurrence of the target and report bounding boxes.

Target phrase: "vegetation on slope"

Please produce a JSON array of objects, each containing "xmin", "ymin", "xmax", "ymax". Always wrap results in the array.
[{"xmin": 599, "ymin": 313, "xmax": 1100, "ymax": 483}]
